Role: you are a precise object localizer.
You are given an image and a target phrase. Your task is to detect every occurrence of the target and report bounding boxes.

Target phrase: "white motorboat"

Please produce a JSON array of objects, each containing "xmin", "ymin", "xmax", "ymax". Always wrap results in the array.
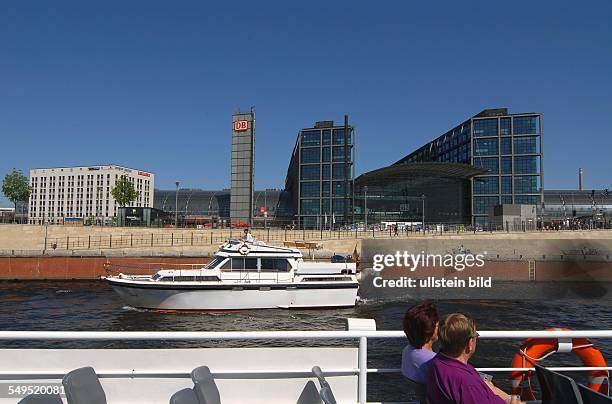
[{"xmin": 105, "ymin": 239, "xmax": 359, "ymax": 310}]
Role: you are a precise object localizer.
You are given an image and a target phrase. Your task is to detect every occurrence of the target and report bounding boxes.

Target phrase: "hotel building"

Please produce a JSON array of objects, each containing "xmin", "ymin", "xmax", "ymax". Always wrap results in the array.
[{"xmin": 28, "ymin": 165, "xmax": 154, "ymax": 224}]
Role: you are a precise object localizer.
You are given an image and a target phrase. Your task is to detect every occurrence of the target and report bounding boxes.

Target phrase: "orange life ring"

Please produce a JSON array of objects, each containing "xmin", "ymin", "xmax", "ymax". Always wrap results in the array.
[{"xmin": 510, "ymin": 328, "xmax": 609, "ymax": 400}]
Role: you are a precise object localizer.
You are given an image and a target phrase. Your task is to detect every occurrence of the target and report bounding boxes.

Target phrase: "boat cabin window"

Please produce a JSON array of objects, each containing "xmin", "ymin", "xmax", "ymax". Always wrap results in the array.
[
  {"xmin": 158, "ymin": 276, "xmax": 220, "ymax": 282},
  {"xmin": 260, "ymin": 258, "xmax": 290, "ymax": 272},
  {"xmin": 205, "ymin": 256, "xmax": 225, "ymax": 269},
  {"xmin": 221, "ymin": 258, "xmax": 258, "ymax": 271},
  {"xmin": 219, "ymin": 258, "xmax": 290, "ymax": 272},
  {"xmin": 152, "ymin": 273, "xmax": 162, "ymax": 281}
]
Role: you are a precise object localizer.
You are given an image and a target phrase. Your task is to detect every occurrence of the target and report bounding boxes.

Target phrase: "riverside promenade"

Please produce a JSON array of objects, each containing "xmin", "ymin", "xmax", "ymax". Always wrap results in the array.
[{"xmin": 0, "ymin": 224, "xmax": 611, "ymax": 280}]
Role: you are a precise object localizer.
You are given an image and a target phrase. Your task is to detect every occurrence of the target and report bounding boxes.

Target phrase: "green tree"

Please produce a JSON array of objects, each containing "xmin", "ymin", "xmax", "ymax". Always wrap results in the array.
[
  {"xmin": 111, "ymin": 175, "xmax": 139, "ymax": 207},
  {"xmin": 1, "ymin": 169, "xmax": 31, "ymax": 224}
]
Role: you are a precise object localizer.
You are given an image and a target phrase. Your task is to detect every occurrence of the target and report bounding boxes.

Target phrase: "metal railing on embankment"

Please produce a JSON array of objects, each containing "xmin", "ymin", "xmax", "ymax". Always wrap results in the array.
[
  {"xmin": 0, "ymin": 328, "xmax": 611, "ymax": 404},
  {"xmin": 38, "ymin": 227, "xmax": 612, "ymax": 252}
]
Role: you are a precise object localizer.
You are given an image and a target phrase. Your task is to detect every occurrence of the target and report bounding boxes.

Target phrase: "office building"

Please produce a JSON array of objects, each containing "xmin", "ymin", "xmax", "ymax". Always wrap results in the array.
[
  {"xmin": 284, "ymin": 117, "xmax": 354, "ymax": 228},
  {"xmin": 395, "ymin": 108, "xmax": 543, "ymax": 225},
  {"xmin": 28, "ymin": 165, "xmax": 154, "ymax": 224},
  {"xmin": 230, "ymin": 111, "xmax": 256, "ymax": 225}
]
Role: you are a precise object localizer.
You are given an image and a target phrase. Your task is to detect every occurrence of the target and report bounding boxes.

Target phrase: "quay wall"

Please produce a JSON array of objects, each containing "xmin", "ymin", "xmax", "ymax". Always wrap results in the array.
[{"xmin": 0, "ymin": 257, "xmax": 209, "ymax": 280}]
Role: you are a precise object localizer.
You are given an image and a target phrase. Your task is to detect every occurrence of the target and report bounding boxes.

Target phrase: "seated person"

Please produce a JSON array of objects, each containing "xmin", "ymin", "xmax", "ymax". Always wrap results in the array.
[
  {"xmin": 401, "ymin": 300, "xmax": 439, "ymax": 384},
  {"xmin": 242, "ymin": 228, "xmax": 254, "ymax": 243},
  {"xmin": 427, "ymin": 313, "xmax": 523, "ymax": 404}
]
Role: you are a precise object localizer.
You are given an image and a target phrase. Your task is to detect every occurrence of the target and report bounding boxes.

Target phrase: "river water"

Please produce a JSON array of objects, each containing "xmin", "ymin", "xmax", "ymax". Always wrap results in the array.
[{"xmin": 0, "ymin": 280, "xmax": 611, "ymax": 402}]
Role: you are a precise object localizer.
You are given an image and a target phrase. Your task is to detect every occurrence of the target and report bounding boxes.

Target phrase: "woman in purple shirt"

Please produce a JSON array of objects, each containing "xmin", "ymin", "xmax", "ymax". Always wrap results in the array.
[{"xmin": 401, "ymin": 300, "xmax": 439, "ymax": 384}]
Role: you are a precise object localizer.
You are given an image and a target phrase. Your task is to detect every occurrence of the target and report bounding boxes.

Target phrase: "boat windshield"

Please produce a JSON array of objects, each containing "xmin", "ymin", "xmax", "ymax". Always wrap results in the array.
[{"xmin": 205, "ymin": 256, "xmax": 225, "ymax": 269}]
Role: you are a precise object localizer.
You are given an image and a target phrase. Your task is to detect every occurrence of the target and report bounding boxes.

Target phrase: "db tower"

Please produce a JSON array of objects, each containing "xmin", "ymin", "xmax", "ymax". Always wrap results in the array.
[{"xmin": 230, "ymin": 111, "xmax": 255, "ymax": 226}]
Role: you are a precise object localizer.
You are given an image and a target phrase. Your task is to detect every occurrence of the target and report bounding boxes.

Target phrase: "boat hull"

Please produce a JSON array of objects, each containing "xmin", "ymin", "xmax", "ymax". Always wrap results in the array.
[{"xmin": 108, "ymin": 280, "xmax": 359, "ymax": 310}]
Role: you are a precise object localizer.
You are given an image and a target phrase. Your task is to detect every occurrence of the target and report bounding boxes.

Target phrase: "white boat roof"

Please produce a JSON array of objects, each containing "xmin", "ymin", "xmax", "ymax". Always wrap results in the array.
[{"xmin": 216, "ymin": 239, "xmax": 302, "ymax": 258}]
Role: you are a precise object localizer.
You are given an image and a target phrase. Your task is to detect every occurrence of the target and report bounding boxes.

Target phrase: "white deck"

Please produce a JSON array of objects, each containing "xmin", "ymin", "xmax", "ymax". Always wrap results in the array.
[{"xmin": 0, "ymin": 347, "xmax": 358, "ymax": 403}]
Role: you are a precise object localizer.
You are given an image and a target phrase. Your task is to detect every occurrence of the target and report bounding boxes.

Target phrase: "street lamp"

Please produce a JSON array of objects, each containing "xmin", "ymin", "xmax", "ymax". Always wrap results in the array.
[
  {"xmin": 363, "ymin": 186, "xmax": 368, "ymax": 229},
  {"xmin": 175, "ymin": 181, "xmax": 179, "ymax": 228},
  {"xmin": 421, "ymin": 194, "xmax": 426, "ymax": 233}
]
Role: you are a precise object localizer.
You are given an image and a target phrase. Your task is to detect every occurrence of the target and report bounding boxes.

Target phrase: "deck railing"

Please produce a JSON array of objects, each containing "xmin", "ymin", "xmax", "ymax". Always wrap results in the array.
[{"xmin": 0, "ymin": 329, "xmax": 611, "ymax": 403}]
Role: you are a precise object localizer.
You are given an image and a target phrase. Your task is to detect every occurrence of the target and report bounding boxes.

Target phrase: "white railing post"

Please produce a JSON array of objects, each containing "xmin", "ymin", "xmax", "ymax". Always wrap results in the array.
[
  {"xmin": 358, "ymin": 335, "xmax": 367, "ymax": 404},
  {"xmin": 346, "ymin": 318, "xmax": 376, "ymax": 404}
]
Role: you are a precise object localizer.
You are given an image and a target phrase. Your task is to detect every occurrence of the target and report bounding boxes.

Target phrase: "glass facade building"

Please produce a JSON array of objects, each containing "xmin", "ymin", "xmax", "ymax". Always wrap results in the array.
[
  {"xmin": 353, "ymin": 163, "xmax": 485, "ymax": 225},
  {"xmin": 284, "ymin": 119, "xmax": 355, "ymax": 228},
  {"xmin": 395, "ymin": 109, "xmax": 544, "ymax": 225}
]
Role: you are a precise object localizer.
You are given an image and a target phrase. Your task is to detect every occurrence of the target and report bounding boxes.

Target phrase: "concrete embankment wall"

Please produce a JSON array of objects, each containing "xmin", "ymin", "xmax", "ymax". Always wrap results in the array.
[{"xmin": 0, "ymin": 257, "xmax": 209, "ymax": 280}]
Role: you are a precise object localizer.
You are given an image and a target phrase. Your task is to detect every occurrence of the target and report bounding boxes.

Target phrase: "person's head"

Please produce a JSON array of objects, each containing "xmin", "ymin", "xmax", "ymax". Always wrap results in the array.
[
  {"xmin": 403, "ymin": 300, "xmax": 439, "ymax": 349},
  {"xmin": 438, "ymin": 313, "xmax": 478, "ymax": 359},
  {"xmin": 244, "ymin": 228, "xmax": 249, "ymax": 234}
]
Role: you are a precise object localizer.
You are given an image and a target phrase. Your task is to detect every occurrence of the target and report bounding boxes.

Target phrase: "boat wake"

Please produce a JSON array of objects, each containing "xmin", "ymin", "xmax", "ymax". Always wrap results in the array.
[{"xmin": 121, "ymin": 305, "xmax": 147, "ymax": 312}]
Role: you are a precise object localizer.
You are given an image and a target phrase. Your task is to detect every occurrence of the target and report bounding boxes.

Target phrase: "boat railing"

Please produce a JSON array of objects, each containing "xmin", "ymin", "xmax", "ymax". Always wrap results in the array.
[
  {"xmin": 235, "ymin": 269, "xmax": 293, "ymax": 284},
  {"xmin": 1, "ymin": 326, "xmax": 612, "ymax": 403},
  {"xmin": 103, "ymin": 262, "xmax": 207, "ymax": 277}
]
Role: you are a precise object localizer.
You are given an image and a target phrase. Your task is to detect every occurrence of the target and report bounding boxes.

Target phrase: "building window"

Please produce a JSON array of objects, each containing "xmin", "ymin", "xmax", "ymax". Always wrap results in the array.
[
  {"xmin": 515, "ymin": 195, "xmax": 540, "ymax": 205},
  {"xmin": 500, "ymin": 118, "xmax": 511, "ymax": 136},
  {"xmin": 513, "ymin": 136, "xmax": 539, "ymax": 154},
  {"xmin": 321, "ymin": 198, "xmax": 330, "ymax": 214},
  {"xmin": 300, "ymin": 182, "xmax": 320, "ymax": 197},
  {"xmin": 473, "ymin": 119, "xmax": 498, "ymax": 137},
  {"xmin": 322, "ymin": 147, "xmax": 330, "ymax": 162},
  {"xmin": 514, "ymin": 156, "xmax": 539, "ymax": 174},
  {"xmin": 300, "ymin": 165, "xmax": 320, "ymax": 180},
  {"xmin": 321, "ymin": 181, "xmax": 330, "ymax": 197},
  {"xmin": 514, "ymin": 176, "xmax": 540, "ymax": 194},
  {"xmin": 322, "ymin": 130, "xmax": 331, "ymax": 145},
  {"xmin": 501, "ymin": 157, "xmax": 512, "ymax": 174},
  {"xmin": 301, "ymin": 130, "xmax": 321, "ymax": 146},
  {"xmin": 513, "ymin": 116, "xmax": 537, "ymax": 135},
  {"xmin": 332, "ymin": 199, "xmax": 346, "ymax": 214},
  {"xmin": 300, "ymin": 148, "xmax": 320, "ymax": 164},
  {"xmin": 332, "ymin": 146, "xmax": 351, "ymax": 162},
  {"xmin": 474, "ymin": 139, "xmax": 498, "ymax": 156},
  {"xmin": 473, "ymin": 157, "xmax": 499, "ymax": 174},
  {"xmin": 300, "ymin": 199, "xmax": 320, "ymax": 215},
  {"xmin": 501, "ymin": 196, "xmax": 513, "ymax": 204},
  {"xmin": 500, "ymin": 138, "xmax": 512, "ymax": 155},
  {"xmin": 332, "ymin": 164, "xmax": 347, "ymax": 179},
  {"xmin": 332, "ymin": 181, "xmax": 347, "ymax": 196},
  {"xmin": 332, "ymin": 129, "xmax": 351, "ymax": 145},
  {"xmin": 473, "ymin": 196, "xmax": 499, "ymax": 215},
  {"xmin": 473, "ymin": 176, "xmax": 499, "ymax": 195},
  {"xmin": 322, "ymin": 164, "xmax": 330, "ymax": 180},
  {"xmin": 501, "ymin": 176, "xmax": 512, "ymax": 194}
]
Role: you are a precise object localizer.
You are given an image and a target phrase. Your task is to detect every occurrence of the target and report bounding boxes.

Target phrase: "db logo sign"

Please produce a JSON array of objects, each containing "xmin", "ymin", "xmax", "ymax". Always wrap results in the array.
[{"xmin": 233, "ymin": 120, "xmax": 249, "ymax": 132}]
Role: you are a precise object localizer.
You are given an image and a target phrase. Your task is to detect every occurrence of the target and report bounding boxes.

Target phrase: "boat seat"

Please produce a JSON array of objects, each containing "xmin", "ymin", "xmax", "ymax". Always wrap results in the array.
[
  {"xmin": 578, "ymin": 384, "xmax": 612, "ymax": 403},
  {"xmin": 62, "ymin": 366, "xmax": 107, "ymax": 404},
  {"xmin": 535, "ymin": 364, "xmax": 584, "ymax": 404},
  {"xmin": 191, "ymin": 366, "xmax": 221, "ymax": 404},
  {"xmin": 17, "ymin": 394, "xmax": 63, "ymax": 404},
  {"xmin": 312, "ymin": 366, "xmax": 337, "ymax": 404},
  {"xmin": 169, "ymin": 387, "xmax": 199, "ymax": 404},
  {"xmin": 296, "ymin": 380, "xmax": 324, "ymax": 404}
]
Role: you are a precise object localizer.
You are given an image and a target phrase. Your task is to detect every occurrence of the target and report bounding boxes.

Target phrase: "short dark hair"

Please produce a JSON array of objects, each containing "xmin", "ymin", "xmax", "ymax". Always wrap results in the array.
[
  {"xmin": 438, "ymin": 313, "xmax": 477, "ymax": 357},
  {"xmin": 402, "ymin": 300, "xmax": 438, "ymax": 348}
]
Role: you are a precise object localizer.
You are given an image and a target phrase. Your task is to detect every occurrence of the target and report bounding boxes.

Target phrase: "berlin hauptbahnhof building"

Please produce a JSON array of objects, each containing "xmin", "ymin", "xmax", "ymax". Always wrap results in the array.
[{"xmin": 152, "ymin": 108, "xmax": 611, "ymax": 228}]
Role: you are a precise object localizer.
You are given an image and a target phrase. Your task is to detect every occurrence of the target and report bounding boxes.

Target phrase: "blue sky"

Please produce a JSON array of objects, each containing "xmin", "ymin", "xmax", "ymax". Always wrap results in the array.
[{"xmin": 1, "ymin": 0, "xmax": 611, "ymax": 207}]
